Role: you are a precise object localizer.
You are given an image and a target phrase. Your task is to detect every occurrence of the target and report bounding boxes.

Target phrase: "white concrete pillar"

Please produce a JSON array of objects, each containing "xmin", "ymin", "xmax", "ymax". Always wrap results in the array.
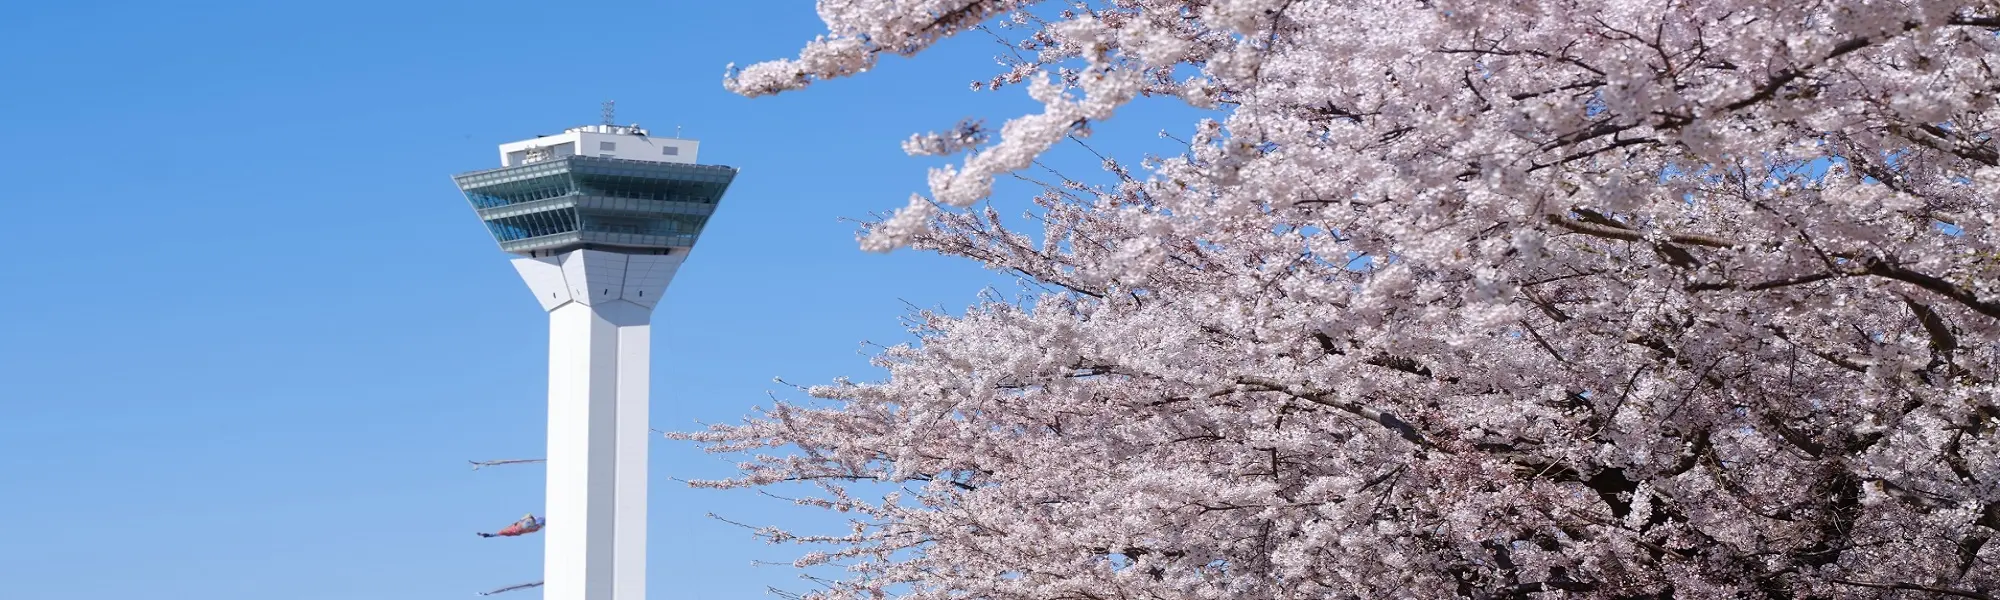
[{"xmin": 512, "ymin": 248, "xmax": 688, "ymax": 600}]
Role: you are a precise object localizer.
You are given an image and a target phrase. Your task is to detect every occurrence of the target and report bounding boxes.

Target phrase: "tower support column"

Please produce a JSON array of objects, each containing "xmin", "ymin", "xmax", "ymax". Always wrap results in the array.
[{"xmin": 513, "ymin": 249, "xmax": 687, "ymax": 600}]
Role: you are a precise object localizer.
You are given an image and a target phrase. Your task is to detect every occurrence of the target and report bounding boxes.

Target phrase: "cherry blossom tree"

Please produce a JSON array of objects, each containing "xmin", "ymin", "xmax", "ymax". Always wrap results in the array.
[{"xmin": 678, "ymin": 1, "xmax": 2000, "ymax": 597}]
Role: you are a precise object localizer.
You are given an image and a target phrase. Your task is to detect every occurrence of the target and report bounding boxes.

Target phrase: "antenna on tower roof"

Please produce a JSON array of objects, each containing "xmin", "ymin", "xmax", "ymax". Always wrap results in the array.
[{"xmin": 601, "ymin": 100, "xmax": 615, "ymax": 127}]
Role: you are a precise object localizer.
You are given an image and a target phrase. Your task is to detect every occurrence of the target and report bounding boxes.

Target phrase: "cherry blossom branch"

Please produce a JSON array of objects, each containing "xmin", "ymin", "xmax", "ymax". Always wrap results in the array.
[
  {"xmin": 1548, "ymin": 214, "xmax": 2000, "ymax": 322},
  {"xmin": 1543, "ymin": 214, "xmax": 1739, "ymax": 249},
  {"xmin": 1861, "ymin": 257, "xmax": 2000, "ymax": 321},
  {"xmin": 1765, "ymin": 325, "xmax": 1872, "ymax": 374},
  {"xmin": 1830, "ymin": 579, "xmax": 1996, "ymax": 600},
  {"xmin": 1892, "ymin": 123, "xmax": 2000, "ymax": 167},
  {"xmin": 1231, "ymin": 375, "xmax": 1439, "ymax": 451}
]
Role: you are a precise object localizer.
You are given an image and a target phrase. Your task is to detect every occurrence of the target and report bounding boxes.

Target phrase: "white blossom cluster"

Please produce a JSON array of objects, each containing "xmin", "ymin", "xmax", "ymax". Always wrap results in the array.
[{"xmin": 691, "ymin": 2, "xmax": 2000, "ymax": 598}]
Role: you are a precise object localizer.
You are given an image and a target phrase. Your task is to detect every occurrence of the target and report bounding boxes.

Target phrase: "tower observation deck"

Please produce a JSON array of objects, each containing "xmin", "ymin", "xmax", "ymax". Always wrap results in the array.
[
  {"xmin": 453, "ymin": 123, "xmax": 738, "ymax": 600},
  {"xmin": 456, "ymin": 124, "xmax": 736, "ymax": 256}
]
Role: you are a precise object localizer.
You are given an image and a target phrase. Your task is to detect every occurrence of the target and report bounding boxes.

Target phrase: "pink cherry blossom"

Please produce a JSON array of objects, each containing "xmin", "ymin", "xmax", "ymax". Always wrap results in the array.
[{"xmin": 687, "ymin": 2, "xmax": 2000, "ymax": 598}]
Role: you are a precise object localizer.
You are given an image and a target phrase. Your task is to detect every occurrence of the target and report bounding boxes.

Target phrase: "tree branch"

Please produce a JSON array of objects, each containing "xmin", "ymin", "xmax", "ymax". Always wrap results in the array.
[
  {"xmin": 1545, "ymin": 214, "xmax": 1740, "ymax": 248},
  {"xmin": 1549, "ymin": 216, "xmax": 2000, "ymax": 322},
  {"xmin": 1864, "ymin": 257, "xmax": 2000, "ymax": 321},
  {"xmin": 1831, "ymin": 579, "xmax": 1996, "ymax": 600},
  {"xmin": 1725, "ymin": 23, "xmax": 1917, "ymax": 112},
  {"xmin": 1234, "ymin": 375, "xmax": 1439, "ymax": 451}
]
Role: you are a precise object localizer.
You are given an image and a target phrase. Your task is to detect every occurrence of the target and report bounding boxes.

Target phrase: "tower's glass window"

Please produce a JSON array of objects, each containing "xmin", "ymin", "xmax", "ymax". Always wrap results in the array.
[
  {"xmin": 485, "ymin": 208, "xmax": 579, "ymax": 242},
  {"xmin": 662, "ymin": 146, "xmax": 679, "ymax": 156},
  {"xmin": 458, "ymin": 170, "xmax": 579, "ymax": 208},
  {"xmin": 600, "ymin": 141, "xmax": 616, "ymax": 151}
]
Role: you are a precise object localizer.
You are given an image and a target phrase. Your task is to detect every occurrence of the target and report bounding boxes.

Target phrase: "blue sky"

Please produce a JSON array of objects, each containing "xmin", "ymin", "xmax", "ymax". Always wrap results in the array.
[{"xmin": 0, "ymin": 1, "xmax": 1206, "ymax": 599}]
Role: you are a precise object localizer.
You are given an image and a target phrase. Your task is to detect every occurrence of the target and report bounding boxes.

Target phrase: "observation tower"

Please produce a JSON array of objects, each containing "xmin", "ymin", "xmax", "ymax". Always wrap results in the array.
[{"xmin": 452, "ymin": 120, "xmax": 738, "ymax": 600}]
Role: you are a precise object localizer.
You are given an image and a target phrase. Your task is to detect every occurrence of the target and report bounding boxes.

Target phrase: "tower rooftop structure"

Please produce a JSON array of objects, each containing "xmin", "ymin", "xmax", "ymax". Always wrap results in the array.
[{"xmin": 454, "ymin": 124, "xmax": 737, "ymax": 256}]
